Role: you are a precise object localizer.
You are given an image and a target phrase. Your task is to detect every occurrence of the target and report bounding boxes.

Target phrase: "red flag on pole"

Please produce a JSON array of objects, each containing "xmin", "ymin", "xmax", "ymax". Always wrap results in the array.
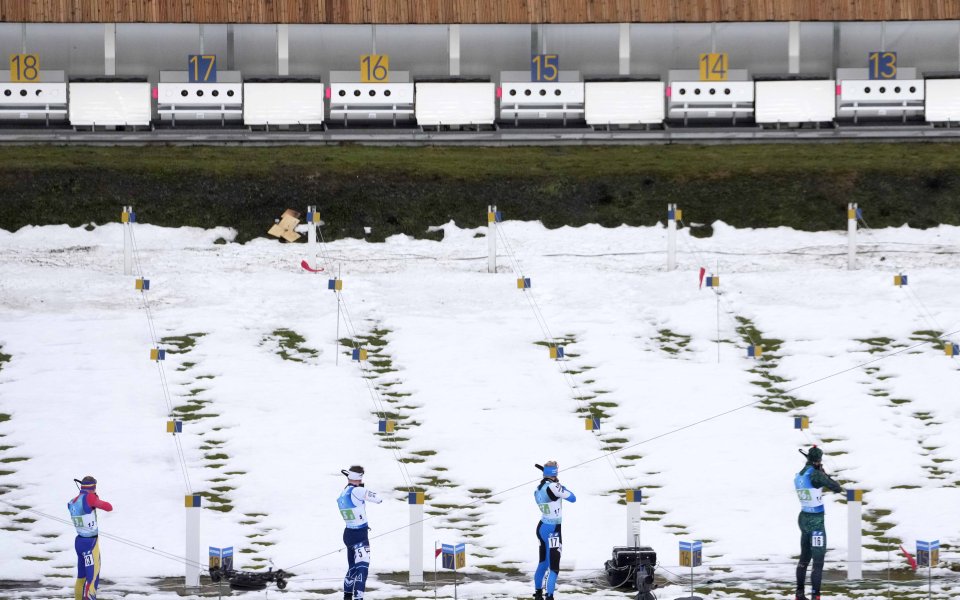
[
  {"xmin": 698, "ymin": 267, "xmax": 706, "ymax": 289},
  {"xmin": 900, "ymin": 545, "xmax": 918, "ymax": 571},
  {"xmin": 435, "ymin": 548, "xmax": 443, "ymax": 558}
]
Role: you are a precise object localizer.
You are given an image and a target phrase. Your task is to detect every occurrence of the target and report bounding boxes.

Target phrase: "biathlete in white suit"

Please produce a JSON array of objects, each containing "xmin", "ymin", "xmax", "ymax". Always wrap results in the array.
[
  {"xmin": 533, "ymin": 461, "xmax": 576, "ymax": 600},
  {"xmin": 337, "ymin": 465, "xmax": 382, "ymax": 600}
]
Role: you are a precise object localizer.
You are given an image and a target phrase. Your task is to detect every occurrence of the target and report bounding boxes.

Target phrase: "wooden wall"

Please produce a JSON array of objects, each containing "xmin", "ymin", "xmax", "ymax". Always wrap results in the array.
[{"xmin": 2, "ymin": 0, "xmax": 959, "ymax": 24}]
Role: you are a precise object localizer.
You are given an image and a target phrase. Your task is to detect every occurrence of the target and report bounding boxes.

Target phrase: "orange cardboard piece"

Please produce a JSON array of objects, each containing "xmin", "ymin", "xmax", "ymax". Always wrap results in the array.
[{"xmin": 267, "ymin": 209, "xmax": 302, "ymax": 242}]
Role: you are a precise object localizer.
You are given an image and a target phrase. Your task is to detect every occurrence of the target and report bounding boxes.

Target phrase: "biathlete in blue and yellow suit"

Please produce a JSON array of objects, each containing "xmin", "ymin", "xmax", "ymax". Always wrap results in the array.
[
  {"xmin": 794, "ymin": 446, "xmax": 844, "ymax": 600},
  {"xmin": 337, "ymin": 465, "xmax": 382, "ymax": 600},
  {"xmin": 67, "ymin": 476, "xmax": 113, "ymax": 600},
  {"xmin": 533, "ymin": 461, "xmax": 576, "ymax": 600}
]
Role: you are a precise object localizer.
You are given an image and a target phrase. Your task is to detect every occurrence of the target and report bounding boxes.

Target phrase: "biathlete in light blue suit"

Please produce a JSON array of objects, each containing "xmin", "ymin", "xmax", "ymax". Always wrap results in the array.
[
  {"xmin": 533, "ymin": 461, "xmax": 576, "ymax": 600},
  {"xmin": 337, "ymin": 465, "xmax": 382, "ymax": 600}
]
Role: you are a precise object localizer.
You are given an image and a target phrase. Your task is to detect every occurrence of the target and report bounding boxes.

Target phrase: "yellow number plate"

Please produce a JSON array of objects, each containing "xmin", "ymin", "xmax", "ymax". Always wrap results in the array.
[
  {"xmin": 10, "ymin": 53, "xmax": 40, "ymax": 82},
  {"xmin": 698, "ymin": 53, "xmax": 728, "ymax": 81},
  {"xmin": 361, "ymin": 54, "xmax": 389, "ymax": 83}
]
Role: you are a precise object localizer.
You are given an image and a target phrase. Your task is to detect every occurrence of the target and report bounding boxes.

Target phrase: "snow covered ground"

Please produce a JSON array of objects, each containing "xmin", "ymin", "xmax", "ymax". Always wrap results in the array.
[{"xmin": 0, "ymin": 217, "xmax": 959, "ymax": 600}]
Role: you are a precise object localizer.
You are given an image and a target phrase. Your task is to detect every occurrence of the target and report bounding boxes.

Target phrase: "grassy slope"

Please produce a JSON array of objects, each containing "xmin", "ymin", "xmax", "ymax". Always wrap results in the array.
[{"xmin": 0, "ymin": 143, "xmax": 957, "ymax": 241}]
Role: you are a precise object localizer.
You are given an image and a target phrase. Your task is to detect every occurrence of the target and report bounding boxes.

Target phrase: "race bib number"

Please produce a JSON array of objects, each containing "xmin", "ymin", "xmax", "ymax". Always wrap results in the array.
[
  {"xmin": 812, "ymin": 531, "xmax": 825, "ymax": 548},
  {"xmin": 548, "ymin": 533, "xmax": 561, "ymax": 550},
  {"xmin": 353, "ymin": 544, "xmax": 370, "ymax": 563},
  {"xmin": 83, "ymin": 552, "xmax": 94, "ymax": 567},
  {"xmin": 340, "ymin": 509, "xmax": 355, "ymax": 521}
]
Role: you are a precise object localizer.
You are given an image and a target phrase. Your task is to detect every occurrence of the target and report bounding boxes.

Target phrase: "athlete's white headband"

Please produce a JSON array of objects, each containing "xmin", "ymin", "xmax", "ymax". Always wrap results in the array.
[{"xmin": 346, "ymin": 470, "xmax": 364, "ymax": 481}]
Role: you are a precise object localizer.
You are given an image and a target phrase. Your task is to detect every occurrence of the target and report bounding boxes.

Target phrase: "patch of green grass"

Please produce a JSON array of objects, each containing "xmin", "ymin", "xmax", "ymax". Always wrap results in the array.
[
  {"xmin": 653, "ymin": 329, "xmax": 692, "ymax": 355},
  {"xmin": 160, "ymin": 333, "xmax": 206, "ymax": 354},
  {"xmin": 0, "ymin": 457, "xmax": 28, "ymax": 463},
  {"xmin": 476, "ymin": 564, "xmax": 522, "ymax": 576},
  {"xmin": 22, "ymin": 556, "xmax": 50, "ymax": 561},
  {"xmin": 8, "ymin": 145, "xmax": 960, "ymax": 244},
  {"xmin": 266, "ymin": 328, "xmax": 319, "ymax": 362}
]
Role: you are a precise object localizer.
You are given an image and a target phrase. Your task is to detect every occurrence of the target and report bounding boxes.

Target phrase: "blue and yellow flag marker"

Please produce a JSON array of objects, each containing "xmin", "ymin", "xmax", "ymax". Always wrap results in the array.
[
  {"xmin": 441, "ymin": 543, "xmax": 466, "ymax": 570},
  {"xmin": 306, "ymin": 210, "xmax": 321, "ymax": 224},
  {"xmin": 378, "ymin": 418, "xmax": 395, "ymax": 433},
  {"xmin": 585, "ymin": 416, "xmax": 600, "ymax": 431},
  {"xmin": 747, "ymin": 345, "xmax": 762, "ymax": 358},
  {"xmin": 166, "ymin": 420, "xmax": 183, "ymax": 434},
  {"xmin": 352, "ymin": 348, "xmax": 367, "ymax": 361},
  {"xmin": 625, "ymin": 489, "xmax": 642, "ymax": 503},
  {"xmin": 185, "ymin": 494, "xmax": 201, "ymax": 508},
  {"xmin": 121, "ymin": 209, "xmax": 136, "ymax": 223},
  {"xmin": 679, "ymin": 541, "xmax": 703, "ymax": 567},
  {"xmin": 848, "ymin": 207, "xmax": 863, "ymax": 220},
  {"xmin": 706, "ymin": 275, "xmax": 719, "ymax": 288},
  {"xmin": 846, "ymin": 489, "xmax": 863, "ymax": 502},
  {"xmin": 894, "ymin": 274, "xmax": 908, "ymax": 287},
  {"xmin": 794, "ymin": 416, "xmax": 809, "ymax": 430},
  {"xmin": 150, "ymin": 348, "xmax": 166, "ymax": 361},
  {"xmin": 668, "ymin": 208, "xmax": 683, "ymax": 221},
  {"xmin": 487, "ymin": 211, "xmax": 503, "ymax": 223},
  {"xmin": 549, "ymin": 346, "xmax": 564, "ymax": 360},
  {"xmin": 517, "ymin": 277, "xmax": 531, "ymax": 289},
  {"xmin": 328, "ymin": 278, "xmax": 343, "ymax": 291},
  {"xmin": 945, "ymin": 343, "xmax": 959, "ymax": 357},
  {"xmin": 135, "ymin": 278, "xmax": 150, "ymax": 291},
  {"xmin": 408, "ymin": 491, "xmax": 425, "ymax": 504},
  {"xmin": 917, "ymin": 540, "xmax": 940, "ymax": 567}
]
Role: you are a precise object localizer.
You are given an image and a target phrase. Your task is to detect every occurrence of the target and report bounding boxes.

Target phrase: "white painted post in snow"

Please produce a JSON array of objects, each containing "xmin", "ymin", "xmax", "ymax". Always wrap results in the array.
[
  {"xmin": 667, "ymin": 204, "xmax": 678, "ymax": 271},
  {"xmin": 487, "ymin": 205, "xmax": 497, "ymax": 274},
  {"xmin": 847, "ymin": 203, "xmax": 858, "ymax": 270},
  {"xmin": 185, "ymin": 495, "xmax": 201, "ymax": 589},
  {"xmin": 409, "ymin": 492, "xmax": 425, "ymax": 583},
  {"xmin": 307, "ymin": 205, "xmax": 318, "ymax": 245},
  {"xmin": 846, "ymin": 489, "xmax": 862, "ymax": 580},
  {"xmin": 122, "ymin": 205, "xmax": 134, "ymax": 276},
  {"xmin": 626, "ymin": 489, "xmax": 642, "ymax": 546}
]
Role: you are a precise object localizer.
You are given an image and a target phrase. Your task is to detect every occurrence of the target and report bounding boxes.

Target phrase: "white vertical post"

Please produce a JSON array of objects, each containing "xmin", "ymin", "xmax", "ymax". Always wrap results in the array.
[
  {"xmin": 449, "ymin": 24, "xmax": 461, "ymax": 77},
  {"xmin": 371, "ymin": 24, "xmax": 377, "ymax": 55},
  {"xmin": 409, "ymin": 492, "xmax": 424, "ymax": 584},
  {"xmin": 667, "ymin": 204, "xmax": 677, "ymax": 271},
  {"xmin": 198, "ymin": 24, "xmax": 205, "ymax": 54},
  {"xmin": 104, "ymin": 24, "xmax": 116, "ymax": 77},
  {"xmin": 788, "ymin": 21, "xmax": 800, "ymax": 74},
  {"xmin": 487, "ymin": 205, "xmax": 497, "ymax": 274},
  {"xmin": 847, "ymin": 203, "xmax": 857, "ymax": 270},
  {"xmin": 20, "ymin": 23, "xmax": 26, "ymax": 53},
  {"xmin": 625, "ymin": 490, "xmax": 642, "ymax": 546},
  {"xmin": 846, "ymin": 490, "xmax": 862, "ymax": 580},
  {"xmin": 277, "ymin": 24, "xmax": 289, "ymax": 76},
  {"xmin": 123, "ymin": 205, "xmax": 134, "ymax": 276},
  {"xmin": 307, "ymin": 205, "xmax": 317, "ymax": 245},
  {"xmin": 711, "ymin": 23, "xmax": 717, "ymax": 53},
  {"xmin": 185, "ymin": 496, "xmax": 200, "ymax": 589},
  {"xmin": 618, "ymin": 23, "xmax": 631, "ymax": 76}
]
